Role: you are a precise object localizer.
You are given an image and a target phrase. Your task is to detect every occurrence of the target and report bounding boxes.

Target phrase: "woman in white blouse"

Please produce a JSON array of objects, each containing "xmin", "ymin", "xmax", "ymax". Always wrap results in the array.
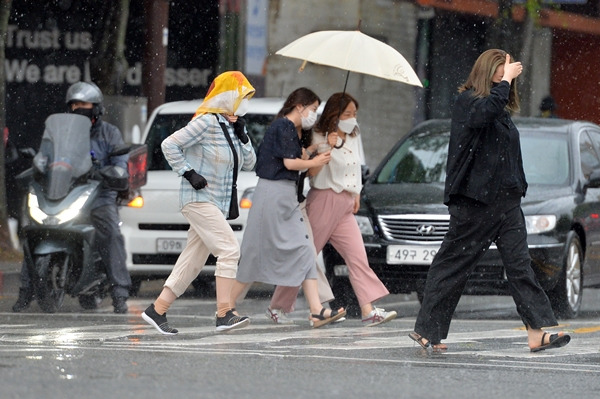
[{"xmin": 308, "ymin": 93, "xmax": 398, "ymax": 325}]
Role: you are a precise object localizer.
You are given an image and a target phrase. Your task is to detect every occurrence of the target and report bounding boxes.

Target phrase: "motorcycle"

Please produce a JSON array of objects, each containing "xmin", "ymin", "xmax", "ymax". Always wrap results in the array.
[{"xmin": 17, "ymin": 113, "xmax": 133, "ymax": 313}]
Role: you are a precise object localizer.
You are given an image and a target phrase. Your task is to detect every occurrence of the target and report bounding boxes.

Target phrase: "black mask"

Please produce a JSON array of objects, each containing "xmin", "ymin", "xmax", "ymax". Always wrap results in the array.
[{"xmin": 71, "ymin": 107, "xmax": 94, "ymax": 120}]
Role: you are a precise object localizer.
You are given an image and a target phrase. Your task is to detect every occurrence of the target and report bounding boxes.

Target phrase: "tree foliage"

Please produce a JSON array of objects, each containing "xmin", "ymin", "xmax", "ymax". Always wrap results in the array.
[{"xmin": 89, "ymin": 0, "xmax": 130, "ymax": 96}]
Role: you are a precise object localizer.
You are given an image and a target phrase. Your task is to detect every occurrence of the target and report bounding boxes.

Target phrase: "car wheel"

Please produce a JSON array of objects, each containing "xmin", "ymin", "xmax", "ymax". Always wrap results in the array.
[
  {"xmin": 548, "ymin": 232, "xmax": 583, "ymax": 319},
  {"xmin": 191, "ymin": 277, "xmax": 216, "ymax": 298},
  {"xmin": 329, "ymin": 277, "xmax": 360, "ymax": 318}
]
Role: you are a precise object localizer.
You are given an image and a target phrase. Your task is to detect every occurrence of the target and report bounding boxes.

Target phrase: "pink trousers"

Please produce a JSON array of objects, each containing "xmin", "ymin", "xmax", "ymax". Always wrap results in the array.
[{"xmin": 270, "ymin": 188, "xmax": 388, "ymax": 311}]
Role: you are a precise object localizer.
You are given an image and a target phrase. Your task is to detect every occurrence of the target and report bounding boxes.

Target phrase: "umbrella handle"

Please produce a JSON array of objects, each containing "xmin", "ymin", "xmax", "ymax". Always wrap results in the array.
[{"xmin": 299, "ymin": 60, "xmax": 308, "ymax": 72}]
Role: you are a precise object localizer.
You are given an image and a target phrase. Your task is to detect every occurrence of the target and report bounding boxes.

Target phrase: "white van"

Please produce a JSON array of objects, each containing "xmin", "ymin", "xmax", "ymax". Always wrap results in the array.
[{"xmin": 119, "ymin": 98, "xmax": 286, "ymax": 295}]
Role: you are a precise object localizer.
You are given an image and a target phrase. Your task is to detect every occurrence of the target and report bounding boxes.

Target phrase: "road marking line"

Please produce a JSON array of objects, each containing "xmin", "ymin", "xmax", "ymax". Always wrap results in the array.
[{"xmin": 1, "ymin": 344, "xmax": 599, "ymax": 374}]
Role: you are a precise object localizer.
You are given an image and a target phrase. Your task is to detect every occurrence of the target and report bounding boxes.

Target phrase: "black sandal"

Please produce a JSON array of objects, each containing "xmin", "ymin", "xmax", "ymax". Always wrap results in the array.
[
  {"xmin": 530, "ymin": 332, "xmax": 571, "ymax": 352},
  {"xmin": 309, "ymin": 307, "xmax": 346, "ymax": 328}
]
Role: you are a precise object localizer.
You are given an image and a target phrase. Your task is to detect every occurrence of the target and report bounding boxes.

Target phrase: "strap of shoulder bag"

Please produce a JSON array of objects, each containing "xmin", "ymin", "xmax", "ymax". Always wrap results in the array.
[
  {"xmin": 216, "ymin": 115, "xmax": 239, "ymax": 185},
  {"xmin": 216, "ymin": 114, "xmax": 240, "ymax": 220}
]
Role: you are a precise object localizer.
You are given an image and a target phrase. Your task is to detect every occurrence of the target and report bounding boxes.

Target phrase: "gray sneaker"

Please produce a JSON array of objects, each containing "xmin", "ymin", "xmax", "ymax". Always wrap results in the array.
[
  {"xmin": 142, "ymin": 304, "xmax": 179, "ymax": 335},
  {"xmin": 216, "ymin": 310, "xmax": 250, "ymax": 332}
]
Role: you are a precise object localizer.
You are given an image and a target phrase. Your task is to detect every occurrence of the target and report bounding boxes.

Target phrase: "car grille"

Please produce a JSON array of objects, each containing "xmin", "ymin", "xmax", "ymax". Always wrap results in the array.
[
  {"xmin": 138, "ymin": 223, "xmax": 243, "ymax": 231},
  {"xmin": 377, "ymin": 214, "xmax": 450, "ymax": 242},
  {"xmin": 132, "ymin": 254, "xmax": 217, "ymax": 265}
]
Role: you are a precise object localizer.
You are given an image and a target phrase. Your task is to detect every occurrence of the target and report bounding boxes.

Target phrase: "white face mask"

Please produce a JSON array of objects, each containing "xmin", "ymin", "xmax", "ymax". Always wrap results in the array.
[
  {"xmin": 234, "ymin": 98, "xmax": 250, "ymax": 116},
  {"xmin": 338, "ymin": 117, "xmax": 357, "ymax": 134},
  {"xmin": 301, "ymin": 110, "xmax": 318, "ymax": 129}
]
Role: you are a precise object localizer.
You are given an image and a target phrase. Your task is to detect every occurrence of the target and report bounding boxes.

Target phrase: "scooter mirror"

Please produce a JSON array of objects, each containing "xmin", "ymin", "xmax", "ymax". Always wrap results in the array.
[{"xmin": 110, "ymin": 144, "xmax": 132, "ymax": 157}]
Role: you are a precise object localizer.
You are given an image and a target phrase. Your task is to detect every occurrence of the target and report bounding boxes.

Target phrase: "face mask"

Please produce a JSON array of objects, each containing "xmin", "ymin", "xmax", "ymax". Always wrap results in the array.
[
  {"xmin": 338, "ymin": 117, "xmax": 357, "ymax": 134},
  {"xmin": 301, "ymin": 110, "xmax": 317, "ymax": 130},
  {"xmin": 71, "ymin": 107, "xmax": 94, "ymax": 120},
  {"xmin": 234, "ymin": 98, "xmax": 249, "ymax": 116}
]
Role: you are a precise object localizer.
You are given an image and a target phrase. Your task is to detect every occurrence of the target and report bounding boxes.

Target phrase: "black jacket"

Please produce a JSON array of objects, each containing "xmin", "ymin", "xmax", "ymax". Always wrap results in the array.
[{"xmin": 444, "ymin": 80, "xmax": 527, "ymax": 205}]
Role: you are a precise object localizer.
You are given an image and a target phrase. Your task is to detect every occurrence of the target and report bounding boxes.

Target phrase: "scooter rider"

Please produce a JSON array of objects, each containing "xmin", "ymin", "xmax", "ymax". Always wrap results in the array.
[{"xmin": 12, "ymin": 81, "xmax": 132, "ymax": 314}]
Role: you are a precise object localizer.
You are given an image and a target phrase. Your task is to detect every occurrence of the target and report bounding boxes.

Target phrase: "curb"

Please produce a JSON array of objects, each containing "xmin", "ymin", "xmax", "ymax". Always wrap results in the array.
[{"xmin": 0, "ymin": 272, "xmax": 20, "ymax": 296}]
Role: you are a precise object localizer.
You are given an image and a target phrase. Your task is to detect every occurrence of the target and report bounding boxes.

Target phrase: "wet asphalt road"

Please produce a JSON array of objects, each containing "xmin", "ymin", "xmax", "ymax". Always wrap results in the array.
[{"xmin": 1, "ymin": 278, "xmax": 600, "ymax": 399}]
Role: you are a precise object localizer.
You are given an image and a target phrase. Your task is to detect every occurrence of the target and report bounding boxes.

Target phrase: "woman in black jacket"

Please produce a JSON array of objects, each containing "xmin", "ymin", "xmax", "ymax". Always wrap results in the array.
[{"xmin": 409, "ymin": 49, "xmax": 571, "ymax": 352}]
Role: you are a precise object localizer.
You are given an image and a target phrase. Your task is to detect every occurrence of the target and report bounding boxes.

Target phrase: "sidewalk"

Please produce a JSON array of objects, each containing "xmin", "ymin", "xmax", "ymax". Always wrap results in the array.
[
  {"xmin": 0, "ymin": 259, "xmax": 22, "ymax": 296},
  {"xmin": 1, "ymin": 218, "xmax": 22, "ymax": 295}
]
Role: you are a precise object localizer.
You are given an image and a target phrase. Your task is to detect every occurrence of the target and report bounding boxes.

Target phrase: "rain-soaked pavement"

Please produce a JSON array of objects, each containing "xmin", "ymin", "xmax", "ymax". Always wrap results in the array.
[{"xmin": 1, "ymin": 278, "xmax": 600, "ymax": 399}]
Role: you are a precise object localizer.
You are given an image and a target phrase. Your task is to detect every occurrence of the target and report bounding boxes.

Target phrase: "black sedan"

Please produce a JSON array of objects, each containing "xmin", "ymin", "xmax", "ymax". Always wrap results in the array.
[{"xmin": 325, "ymin": 117, "xmax": 600, "ymax": 318}]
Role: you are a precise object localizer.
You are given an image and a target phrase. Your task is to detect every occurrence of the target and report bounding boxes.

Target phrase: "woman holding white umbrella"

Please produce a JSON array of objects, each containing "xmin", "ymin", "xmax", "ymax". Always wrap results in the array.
[{"xmin": 270, "ymin": 92, "xmax": 398, "ymax": 326}]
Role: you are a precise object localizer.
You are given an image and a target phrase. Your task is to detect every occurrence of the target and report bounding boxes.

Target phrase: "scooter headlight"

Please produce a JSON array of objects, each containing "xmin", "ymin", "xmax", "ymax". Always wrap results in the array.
[
  {"xmin": 28, "ymin": 191, "xmax": 92, "ymax": 225},
  {"xmin": 28, "ymin": 193, "xmax": 47, "ymax": 224},
  {"xmin": 55, "ymin": 194, "xmax": 90, "ymax": 223}
]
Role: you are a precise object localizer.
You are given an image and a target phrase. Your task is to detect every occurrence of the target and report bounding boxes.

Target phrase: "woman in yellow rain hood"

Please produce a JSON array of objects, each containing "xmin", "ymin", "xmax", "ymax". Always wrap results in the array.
[
  {"xmin": 142, "ymin": 71, "xmax": 257, "ymax": 334},
  {"xmin": 193, "ymin": 70, "xmax": 255, "ymax": 118}
]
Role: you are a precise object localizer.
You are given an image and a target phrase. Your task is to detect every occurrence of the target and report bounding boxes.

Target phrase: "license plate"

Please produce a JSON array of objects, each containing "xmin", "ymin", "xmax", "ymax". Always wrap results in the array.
[
  {"xmin": 156, "ymin": 238, "xmax": 187, "ymax": 253},
  {"xmin": 386, "ymin": 245, "xmax": 439, "ymax": 265}
]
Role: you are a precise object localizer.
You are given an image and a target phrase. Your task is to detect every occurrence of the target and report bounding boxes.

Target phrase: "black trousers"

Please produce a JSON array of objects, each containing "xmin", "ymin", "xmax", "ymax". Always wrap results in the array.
[
  {"xmin": 91, "ymin": 204, "xmax": 131, "ymax": 299},
  {"xmin": 19, "ymin": 204, "xmax": 131, "ymax": 299},
  {"xmin": 414, "ymin": 194, "xmax": 557, "ymax": 344}
]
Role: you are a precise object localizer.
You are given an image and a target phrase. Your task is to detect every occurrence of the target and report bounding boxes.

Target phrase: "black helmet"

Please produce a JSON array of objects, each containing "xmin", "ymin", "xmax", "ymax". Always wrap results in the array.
[{"xmin": 66, "ymin": 81, "xmax": 105, "ymax": 118}]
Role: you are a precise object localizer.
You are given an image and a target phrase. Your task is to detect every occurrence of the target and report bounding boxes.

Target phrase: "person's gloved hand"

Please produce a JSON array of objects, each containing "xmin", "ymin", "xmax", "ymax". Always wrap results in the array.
[
  {"xmin": 233, "ymin": 117, "xmax": 249, "ymax": 144},
  {"xmin": 183, "ymin": 169, "xmax": 207, "ymax": 190}
]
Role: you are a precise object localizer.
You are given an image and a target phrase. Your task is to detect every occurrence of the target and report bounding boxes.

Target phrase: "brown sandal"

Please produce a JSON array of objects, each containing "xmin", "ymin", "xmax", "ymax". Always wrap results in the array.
[
  {"xmin": 408, "ymin": 332, "xmax": 448, "ymax": 350},
  {"xmin": 408, "ymin": 332, "xmax": 431, "ymax": 349},
  {"xmin": 309, "ymin": 307, "xmax": 346, "ymax": 328}
]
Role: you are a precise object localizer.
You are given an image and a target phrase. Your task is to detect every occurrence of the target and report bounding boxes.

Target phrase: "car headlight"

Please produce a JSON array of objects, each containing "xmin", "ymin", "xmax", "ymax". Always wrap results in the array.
[
  {"xmin": 240, "ymin": 187, "xmax": 255, "ymax": 209},
  {"xmin": 355, "ymin": 215, "xmax": 374, "ymax": 235},
  {"xmin": 525, "ymin": 215, "xmax": 557, "ymax": 234}
]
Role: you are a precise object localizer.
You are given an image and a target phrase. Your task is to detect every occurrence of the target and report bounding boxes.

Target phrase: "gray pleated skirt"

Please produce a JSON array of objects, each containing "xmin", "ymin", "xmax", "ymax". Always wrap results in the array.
[{"xmin": 236, "ymin": 178, "xmax": 317, "ymax": 286}]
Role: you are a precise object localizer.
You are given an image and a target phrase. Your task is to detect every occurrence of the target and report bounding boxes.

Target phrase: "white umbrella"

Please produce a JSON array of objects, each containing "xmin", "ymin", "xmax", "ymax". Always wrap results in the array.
[{"xmin": 275, "ymin": 29, "xmax": 423, "ymax": 91}]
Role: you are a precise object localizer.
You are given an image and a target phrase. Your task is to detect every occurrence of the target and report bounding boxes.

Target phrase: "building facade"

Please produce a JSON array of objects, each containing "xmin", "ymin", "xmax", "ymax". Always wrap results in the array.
[{"xmin": 258, "ymin": 0, "xmax": 600, "ymax": 168}]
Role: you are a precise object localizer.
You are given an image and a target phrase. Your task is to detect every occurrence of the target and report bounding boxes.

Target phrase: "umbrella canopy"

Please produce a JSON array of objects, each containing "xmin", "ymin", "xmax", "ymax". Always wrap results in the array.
[{"xmin": 275, "ymin": 30, "xmax": 422, "ymax": 88}]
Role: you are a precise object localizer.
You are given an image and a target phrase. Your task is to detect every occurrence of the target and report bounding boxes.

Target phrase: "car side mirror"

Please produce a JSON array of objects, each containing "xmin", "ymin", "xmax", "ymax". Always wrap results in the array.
[
  {"xmin": 361, "ymin": 165, "xmax": 370, "ymax": 184},
  {"xmin": 585, "ymin": 169, "xmax": 600, "ymax": 190}
]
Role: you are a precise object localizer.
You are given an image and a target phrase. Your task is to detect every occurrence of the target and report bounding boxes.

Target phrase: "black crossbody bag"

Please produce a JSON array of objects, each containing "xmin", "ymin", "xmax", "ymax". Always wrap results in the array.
[{"xmin": 216, "ymin": 116, "xmax": 240, "ymax": 220}]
